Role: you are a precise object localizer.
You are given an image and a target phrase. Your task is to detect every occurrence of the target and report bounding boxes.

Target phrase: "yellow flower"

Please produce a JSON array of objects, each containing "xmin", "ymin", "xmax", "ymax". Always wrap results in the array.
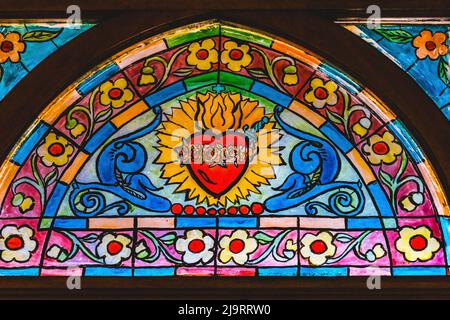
[
  {"xmin": 0, "ymin": 32, "xmax": 25, "ymax": 63},
  {"xmin": 70, "ymin": 123, "xmax": 86, "ymax": 139},
  {"xmin": 99, "ymin": 78, "xmax": 134, "ymax": 109},
  {"xmin": 362, "ymin": 131, "xmax": 403, "ymax": 165},
  {"xmin": 300, "ymin": 232, "xmax": 336, "ymax": 266},
  {"xmin": 395, "ymin": 226, "xmax": 440, "ymax": 262},
  {"xmin": 413, "ymin": 30, "xmax": 448, "ymax": 60},
  {"xmin": 352, "ymin": 117, "xmax": 371, "ymax": 138},
  {"xmin": 37, "ymin": 132, "xmax": 74, "ymax": 167},
  {"xmin": 304, "ymin": 78, "xmax": 338, "ymax": 108},
  {"xmin": 282, "ymin": 65, "xmax": 298, "ymax": 85},
  {"xmin": 11, "ymin": 193, "xmax": 35, "ymax": 214},
  {"xmin": 186, "ymin": 39, "xmax": 218, "ymax": 71},
  {"xmin": 400, "ymin": 192, "xmax": 424, "ymax": 212},
  {"xmin": 221, "ymin": 40, "xmax": 252, "ymax": 72},
  {"xmin": 219, "ymin": 230, "xmax": 257, "ymax": 265}
]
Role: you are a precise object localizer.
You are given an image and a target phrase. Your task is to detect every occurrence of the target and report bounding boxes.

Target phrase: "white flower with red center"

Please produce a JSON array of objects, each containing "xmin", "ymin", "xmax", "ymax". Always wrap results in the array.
[
  {"xmin": 0, "ymin": 225, "xmax": 37, "ymax": 263},
  {"xmin": 96, "ymin": 233, "xmax": 132, "ymax": 265},
  {"xmin": 219, "ymin": 229, "xmax": 258, "ymax": 265},
  {"xmin": 300, "ymin": 232, "xmax": 337, "ymax": 266},
  {"xmin": 395, "ymin": 226, "xmax": 440, "ymax": 262},
  {"xmin": 175, "ymin": 230, "xmax": 214, "ymax": 265}
]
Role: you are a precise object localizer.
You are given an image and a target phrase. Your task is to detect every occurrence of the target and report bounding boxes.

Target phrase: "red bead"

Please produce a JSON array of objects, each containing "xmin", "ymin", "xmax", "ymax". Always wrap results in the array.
[
  {"xmin": 218, "ymin": 208, "xmax": 226, "ymax": 215},
  {"xmin": 196, "ymin": 206, "xmax": 206, "ymax": 215},
  {"xmin": 207, "ymin": 208, "xmax": 216, "ymax": 215},
  {"xmin": 227, "ymin": 207, "xmax": 238, "ymax": 215},
  {"xmin": 239, "ymin": 205, "xmax": 250, "ymax": 215},
  {"xmin": 251, "ymin": 203, "xmax": 264, "ymax": 215},
  {"xmin": 171, "ymin": 203, "xmax": 183, "ymax": 215},
  {"xmin": 184, "ymin": 205, "xmax": 195, "ymax": 215}
]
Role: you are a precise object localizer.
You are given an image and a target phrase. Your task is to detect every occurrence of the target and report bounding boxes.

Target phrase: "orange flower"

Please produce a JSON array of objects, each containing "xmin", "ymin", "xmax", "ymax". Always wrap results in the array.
[
  {"xmin": 412, "ymin": 30, "xmax": 448, "ymax": 60},
  {"xmin": 0, "ymin": 32, "xmax": 25, "ymax": 63}
]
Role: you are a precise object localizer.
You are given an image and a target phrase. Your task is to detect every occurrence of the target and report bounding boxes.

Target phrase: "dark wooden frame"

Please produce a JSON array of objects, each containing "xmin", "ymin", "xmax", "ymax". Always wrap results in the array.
[{"xmin": 0, "ymin": 0, "xmax": 449, "ymax": 299}]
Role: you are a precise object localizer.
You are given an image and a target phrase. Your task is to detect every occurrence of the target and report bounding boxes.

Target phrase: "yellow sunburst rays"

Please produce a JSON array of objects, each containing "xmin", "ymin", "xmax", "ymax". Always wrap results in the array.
[{"xmin": 155, "ymin": 91, "xmax": 282, "ymax": 207}]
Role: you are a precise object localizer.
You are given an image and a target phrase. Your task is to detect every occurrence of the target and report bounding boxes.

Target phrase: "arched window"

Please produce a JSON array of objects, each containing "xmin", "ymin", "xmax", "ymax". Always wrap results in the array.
[{"xmin": 0, "ymin": 6, "xmax": 448, "ymax": 298}]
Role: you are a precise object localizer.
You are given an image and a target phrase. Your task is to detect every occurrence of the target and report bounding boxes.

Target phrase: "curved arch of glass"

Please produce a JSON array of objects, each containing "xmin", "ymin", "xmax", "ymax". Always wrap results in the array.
[{"xmin": 0, "ymin": 20, "xmax": 447, "ymax": 277}]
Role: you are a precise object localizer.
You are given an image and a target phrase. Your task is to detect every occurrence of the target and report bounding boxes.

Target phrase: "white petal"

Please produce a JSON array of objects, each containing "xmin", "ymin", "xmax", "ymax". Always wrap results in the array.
[
  {"xmin": 201, "ymin": 250, "xmax": 214, "ymax": 264},
  {"xmin": 183, "ymin": 252, "xmax": 201, "ymax": 264},
  {"xmin": 203, "ymin": 235, "xmax": 215, "ymax": 250},
  {"xmin": 1, "ymin": 225, "xmax": 18, "ymax": 238},
  {"xmin": 18, "ymin": 226, "xmax": 34, "ymax": 239},
  {"xmin": 232, "ymin": 253, "xmax": 249, "ymax": 265},
  {"xmin": 175, "ymin": 238, "xmax": 188, "ymax": 253},
  {"xmin": 186, "ymin": 230, "xmax": 203, "ymax": 240}
]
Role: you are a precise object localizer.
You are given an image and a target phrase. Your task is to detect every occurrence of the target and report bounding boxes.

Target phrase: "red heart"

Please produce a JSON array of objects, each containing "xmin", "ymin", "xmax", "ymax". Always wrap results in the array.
[{"xmin": 186, "ymin": 132, "xmax": 249, "ymax": 197}]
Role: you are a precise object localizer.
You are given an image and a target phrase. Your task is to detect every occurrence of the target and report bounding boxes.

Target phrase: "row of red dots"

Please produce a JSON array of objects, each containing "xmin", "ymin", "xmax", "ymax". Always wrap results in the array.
[{"xmin": 171, "ymin": 203, "xmax": 264, "ymax": 215}]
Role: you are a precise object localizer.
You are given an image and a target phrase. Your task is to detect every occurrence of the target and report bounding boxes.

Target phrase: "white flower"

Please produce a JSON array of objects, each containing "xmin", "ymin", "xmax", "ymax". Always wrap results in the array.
[
  {"xmin": 175, "ymin": 230, "xmax": 214, "ymax": 265},
  {"xmin": 300, "ymin": 232, "xmax": 336, "ymax": 266},
  {"xmin": 395, "ymin": 226, "xmax": 440, "ymax": 262},
  {"xmin": 96, "ymin": 233, "xmax": 132, "ymax": 265},
  {"xmin": 0, "ymin": 225, "xmax": 37, "ymax": 262},
  {"xmin": 219, "ymin": 229, "xmax": 257, "ymax": 265}
]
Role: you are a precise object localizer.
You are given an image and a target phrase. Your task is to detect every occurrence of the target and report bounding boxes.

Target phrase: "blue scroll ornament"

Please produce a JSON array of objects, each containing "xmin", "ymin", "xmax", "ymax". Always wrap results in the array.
[
  {"xmin": 264, "ymin": 106, "xmax": 365, "ymax": 216},
  {"xmin": 69, "ymin": 107, "xmax": 171, "ymax": 216}
]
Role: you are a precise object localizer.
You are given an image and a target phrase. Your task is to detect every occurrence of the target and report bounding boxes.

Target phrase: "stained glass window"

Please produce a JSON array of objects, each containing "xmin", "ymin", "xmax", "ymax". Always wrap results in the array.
[
  {"xmin": 341, "ymin": 20, "xmax": 450, "ymax": 121},
  {"xmin": 0, "ymin": 20, "xmax": 447, "ymax": 277},
  {"xmin": 0, "ymin": 21, "xmax": 94, "ymax": 101}
]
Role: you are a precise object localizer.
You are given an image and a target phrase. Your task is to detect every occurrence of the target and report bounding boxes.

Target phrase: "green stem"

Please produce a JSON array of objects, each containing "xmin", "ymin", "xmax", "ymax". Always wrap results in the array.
[
  {"xmin": 251, "ymin": 47, "xmax": 293, "ymax": 94},
  {"xmin": 60, "ymin": 231, "xmax": 104, "ymax": 263},
  {"xmin": 144, "ymin": 46, "xmax": 187, "ymax": 95},
  {"xmin": 326, "ymin": 231, "xmax": 371, "ymax": 264},
  {"xmin": 247, "ymin": 229, "xmax": 293, "ymax": 265},
  {"xmin": 139, "ymin": 230, "xmax": 182, "ymax": 264}
]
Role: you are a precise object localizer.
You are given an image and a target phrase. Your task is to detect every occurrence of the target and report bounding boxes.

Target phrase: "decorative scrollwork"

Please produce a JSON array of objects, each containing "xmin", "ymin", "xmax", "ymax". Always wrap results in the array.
[
  {"xmin": 69, "ymin": 106, "xmax": 171, "ymax": 217},
  {"xmin": 264, "ymin": 106, "xmax": 365, "ymax": 216}
]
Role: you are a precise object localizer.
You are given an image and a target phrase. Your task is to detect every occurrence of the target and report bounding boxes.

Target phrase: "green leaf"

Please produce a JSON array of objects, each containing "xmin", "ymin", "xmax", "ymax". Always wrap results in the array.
[
  {"xmin": 81, "ymin": 234, "xmax": 99, "ymax": 243},
  {"xmin": 374, "ymin": 29, "xmax": 414, "ymax": 43},
  {"xmin": 160, "ymin": 232, "xmax": 177, "ymax": 245},
  {"xmin": 325, "ymin": 109, "xmax": 344, "ymax": 125},
  {"xmin": 438, "ymin": 58, "xmax": 450, "ymax": 86},
  {"xmin": 248, "ymin": 68, "xmax": 268, "ymax": 79},
  {"xmin": 335, "ymin": 233, "xmax": 353, "ymax": 243},
  {"xmin": 254, "ymin": 232, "xmax": 274, "ymax": 245},
  {"xmin": 173, "ymin": 68, "xmax": 194, "ymax": 77},
  {"xmin": 94, "ymin": 108, "xmax": 113, "ymax": 122},
  {"xmin": 44, "ymin": 169, "xmax": 58, "ymax": 186},
  {"xmin": 379, "ymin": 169, "xmax": 393, "ymax": 187},
  {"xmin": 22, "ymin": 29, "xmax": 62, "ymax": 42}
]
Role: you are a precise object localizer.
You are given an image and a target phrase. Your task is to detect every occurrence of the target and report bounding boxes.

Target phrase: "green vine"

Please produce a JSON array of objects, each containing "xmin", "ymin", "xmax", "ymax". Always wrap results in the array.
[
  {"xmin": 325, "ymin": 231, "xmax": 384, "ymax": 264},
  {"xmin": 378, "ymin": 152, "xmax": 425, "ymax": 214},
  {"xmin": 11, "ymin": 151, "xmax": 58, "ymax": 213},
  {"xmin": 324, "ymin": 89, "xmax": 371, "ymax": 143},
  {"xmin": 137, "ymin": 46, "xmax": 189, "ymax": 91},
  {"xmin": 247, "ymin": 229, "xmax": 295, "ymax": 265},
  {"xmin": 136, "ymin": 230, "xmax": 183, "ymax": 264},
  {"xmin": 248, "ymin": 47, "xmax": 298, "ymax": 94}
]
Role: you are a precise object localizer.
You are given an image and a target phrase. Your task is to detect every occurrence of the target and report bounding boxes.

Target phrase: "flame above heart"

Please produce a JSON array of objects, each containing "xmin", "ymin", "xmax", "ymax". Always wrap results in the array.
[{"xmin": 156, "ymin": 91, "xmax": 283, "ymax": 206}]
